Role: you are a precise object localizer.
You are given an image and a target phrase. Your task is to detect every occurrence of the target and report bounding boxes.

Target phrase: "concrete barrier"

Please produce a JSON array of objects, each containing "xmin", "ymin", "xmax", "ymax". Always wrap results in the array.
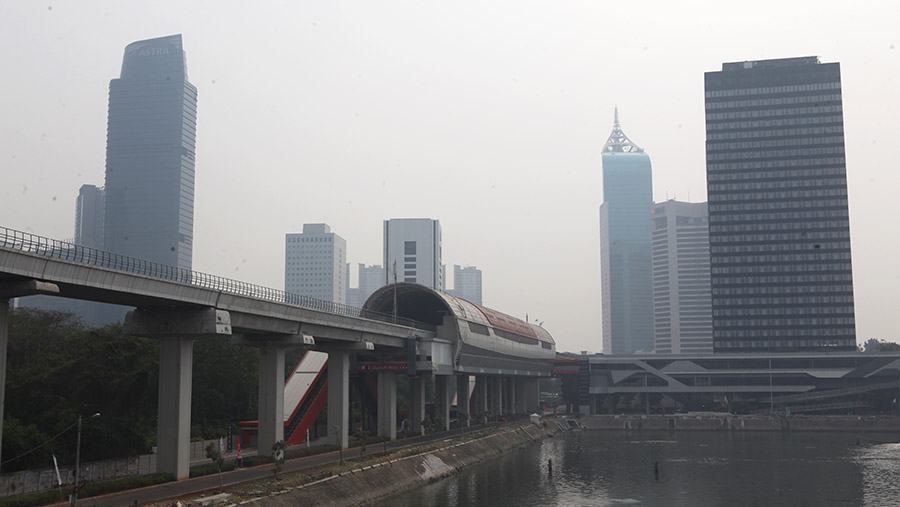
[{"xmin": 579, "ymin": 414, "xmax": 900, "ymax": 433}]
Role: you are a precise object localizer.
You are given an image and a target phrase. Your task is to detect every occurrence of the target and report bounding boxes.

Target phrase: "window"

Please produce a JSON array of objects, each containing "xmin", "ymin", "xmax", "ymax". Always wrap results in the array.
[{"xmin": 404, "ymin": 241, "xmax": 416, "ymax": 255}]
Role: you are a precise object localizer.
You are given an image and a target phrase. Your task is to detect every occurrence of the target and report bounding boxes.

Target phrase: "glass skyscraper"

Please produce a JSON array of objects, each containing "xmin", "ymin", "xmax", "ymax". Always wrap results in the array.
[
  {"xmin": 103, "ymin": 34, "xmax": 198, "ymax": 269},
  {"xmin": 599, "ymin": 111, "xmax": 654, "ymax": 354},
  {"xmin": 705, "ymin": 57, "xmax": 856, "ymax": 352}
]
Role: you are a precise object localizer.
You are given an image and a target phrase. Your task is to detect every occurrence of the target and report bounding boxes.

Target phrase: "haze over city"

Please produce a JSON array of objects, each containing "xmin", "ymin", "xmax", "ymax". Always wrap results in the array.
[{"xmin": 1, "ymin": 1, "xmax": 898, "ymax": 353}]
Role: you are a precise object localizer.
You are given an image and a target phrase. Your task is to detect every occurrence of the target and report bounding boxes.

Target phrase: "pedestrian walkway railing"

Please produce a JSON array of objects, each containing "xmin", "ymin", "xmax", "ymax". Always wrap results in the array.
[{"xmin": 0, "ymin": 226, "xmax": 435, "ymax": 332}]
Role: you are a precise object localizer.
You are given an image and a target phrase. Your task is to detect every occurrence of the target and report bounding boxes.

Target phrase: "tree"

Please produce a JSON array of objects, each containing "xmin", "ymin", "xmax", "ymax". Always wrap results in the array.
[
  {"xmin": 205, "ymin": 442, "xmax": 225, "ymax": 492},
  {"xmin": 271, "ymin": 440, "xmax": 286, "ymax": 477},
  {"xmin": 331, "ymin": 425, "xmax": 344, "ymax": 465}
]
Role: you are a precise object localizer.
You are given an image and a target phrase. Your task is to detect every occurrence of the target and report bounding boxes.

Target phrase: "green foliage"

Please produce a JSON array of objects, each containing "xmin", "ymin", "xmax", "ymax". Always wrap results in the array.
[
  {"xmin": 205, "ymin": 442, "xmax": 225, "ymax": 491},
  {"xmin": 190, "ymin": 460, "xmax": 236, "ymax": 478},
  {"xmin": 2, "ymin": 308, "xmax": 261, "ymax": 472}
]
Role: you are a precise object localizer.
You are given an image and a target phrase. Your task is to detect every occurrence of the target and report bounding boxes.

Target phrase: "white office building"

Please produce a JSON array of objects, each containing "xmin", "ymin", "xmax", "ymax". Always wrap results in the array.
[
  {"xmin": 447, "ymin": 265, "xmax": 483, "ymax": 305},
  {"xmin": 285, "ymin": 224, "xmax": 346, "ymax": 304},
  {"xmin": 651, "ymin": 200, "xmax": 712, "ymax": 354},
  {"xmin": 346, "ymin": 263, "xmax": 385, "ymax": 308},
  {"xmin": 383, "ymin": 218, "xmax": 442, "ymax": 290}
]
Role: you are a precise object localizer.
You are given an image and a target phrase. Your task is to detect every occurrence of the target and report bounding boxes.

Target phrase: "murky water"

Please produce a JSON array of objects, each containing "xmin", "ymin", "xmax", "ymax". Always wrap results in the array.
[{"xmin": 378, "ymin": 430, "xmax": 900, "ymax": 506}]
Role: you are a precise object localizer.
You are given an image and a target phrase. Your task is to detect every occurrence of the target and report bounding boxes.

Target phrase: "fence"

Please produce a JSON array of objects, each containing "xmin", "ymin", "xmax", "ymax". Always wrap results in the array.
[
  {"xmin": 0, "ymin": 437, "xmax": 237, "ymax": 498},
  {"xmin": 0, "ymin": 226, "xmax": 434, "ymax": 332}
]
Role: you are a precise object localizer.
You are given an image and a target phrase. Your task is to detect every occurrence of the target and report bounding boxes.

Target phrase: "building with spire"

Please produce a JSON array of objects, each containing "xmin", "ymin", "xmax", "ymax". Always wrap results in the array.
[{"xmin": 599, "ymin": 109, "xmax": 654, "ymax": 354}]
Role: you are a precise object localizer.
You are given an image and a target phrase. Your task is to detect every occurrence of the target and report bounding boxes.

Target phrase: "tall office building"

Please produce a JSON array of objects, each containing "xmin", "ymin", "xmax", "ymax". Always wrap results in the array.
[
  {"xmin": 346, "ymin": 263, "xmax": 385, "ymax": 307},
  {"xmin": 383, "ymin": 218, "xmax": 442, "ymax": 290},
  {"xmin": 651, "ymin": 200, "xmax": 712, "ymax": 354},
  {"xmin": 448, "ymin": 265, "xmax": 483, "ymax": 305},
  {"xmin": 285, "ymin": 224, "xmax": 347, "ymax": 304},
  {"xmin": 74, "ymin": 184, "xmax": 104, "ymax": 249},
  {"xmin": 599, "ymin": 111, "xmax": 654, "ymax": 355},
  {"xmin": 705, "ymin": 57, "xmax": 856, "ymax": 352},
  {"xmin": 103, "ymin": 34, "xmax": 198, "ymax": 268}
]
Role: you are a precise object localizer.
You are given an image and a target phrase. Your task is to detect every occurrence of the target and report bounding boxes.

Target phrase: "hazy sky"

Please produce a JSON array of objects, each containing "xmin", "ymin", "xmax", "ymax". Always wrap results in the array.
[{"xmin": 2, "ymin": 1, "xmax": 898, "ymax": 352}]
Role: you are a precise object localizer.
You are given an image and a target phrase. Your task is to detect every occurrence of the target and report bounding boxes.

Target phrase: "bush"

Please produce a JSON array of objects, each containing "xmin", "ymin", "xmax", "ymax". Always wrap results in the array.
[
  {"xmin": 190, "ymin": 461, "xmax": 236, "ymax": 478},
  {"xmin": 0, "ymin": 473, "xmax": 174, "ymax": 507}
]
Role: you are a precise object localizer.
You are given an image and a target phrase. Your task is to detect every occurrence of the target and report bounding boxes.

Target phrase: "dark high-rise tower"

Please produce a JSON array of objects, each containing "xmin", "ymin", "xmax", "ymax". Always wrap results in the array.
[
  {"xmin": 704, "ymin": 57, "xmax": 856, "ymax": 352},
  {"xmin": 103, "ymin": 34, "xmax": 197, "ymax": 268},
  {"xmin": 599, "ymin": 110, "xmax": 654, "ymax": 354},
  {"xmin": 74, "ymin": 184, "xmax": 104, "ymax": 249}
]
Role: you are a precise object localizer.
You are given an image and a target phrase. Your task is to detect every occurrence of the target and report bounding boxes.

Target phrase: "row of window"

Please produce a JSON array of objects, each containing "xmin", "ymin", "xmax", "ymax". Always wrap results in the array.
[
  {"xmin": 714, "ymin": 338, "xmax": 856, "ymax": 349},
  {"xmin": 712, "ymin": 283, "xmax": 853, "ymax": 295},
  {"xmin": 710, "ymin": 188, "xmax": 847, "ymax": 202},
  {"xmin": 706, "ymin": 94, "xmax": 841, "ymax": 110},
  {"xmin": 715, "ymin": 328, "xmax": 855, "ymax": 338},
  {"xmin": 713, "ymin": 295, "xmax": 854, "ymax": 305},
  {"xmin": 707, "ymin": 125, "xmax": 844, "ymax": 141},
  {"xmin": 707, "ymin": 135, "xmax": 844, "ymax": 152},
  {"xmin": 706, "ymin": 104, "xmax": 843, "ymax": 121},
  {"xmin": 708, "ymin": 167, "xmax": 847, "ymax": 183},
  {"xmin": 707, "ymin": 210, "xmax": 847, "ymax": 223},
  {"xmin": 707, "ymin": 115, "xmax": 844, "ymax": 131},
  {"xmin": 709, "ymin": 199, "xmax": 848, "ymax": 212},
  {"xmin": 708, "ymin": 157, "xmax": 845, "ymax": 171},
  {"xmin": 704, "ymin": 81, "xmax": 841, "ymax": 98},
  {"xmin": 713, "ymin": 273, "xmax": 854, "ymax": 285},
  {"xmin": 287, "ymin": 236, "xmax": 335, "ymax": 243},
  {"xmin": 711, "ymin": 263, "xmax": 852, "ymax": 275},
  {"xmin": 708, "ymin": 146, "xmax": 845, "ymax": 161},
  {"xmin": 710, "ymin": 242, "xmax": 850, "ymax": 255},
  {"xmin": 709, "ymin": 178, "xmax": 846, "ymax": 192},
  {"xmin": 713, "ymin": 307, "xmax": 854, "ymax": 317}
]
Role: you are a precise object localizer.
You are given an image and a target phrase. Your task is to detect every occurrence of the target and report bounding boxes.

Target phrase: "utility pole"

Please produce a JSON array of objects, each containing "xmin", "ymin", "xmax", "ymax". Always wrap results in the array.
[
  {"xmin": 71, "ymin": 413, "xmax": 99, "ymax": 507},
  {"xmin": 392, "ymin": 260, "xmax": 398, "ymax": 324}
]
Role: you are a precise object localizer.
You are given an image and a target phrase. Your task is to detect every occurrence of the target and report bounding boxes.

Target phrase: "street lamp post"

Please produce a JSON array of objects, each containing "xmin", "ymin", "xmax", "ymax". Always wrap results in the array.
[{"xmin": 71, "ymin": 412, "xmax": 100, "ymax": 507}]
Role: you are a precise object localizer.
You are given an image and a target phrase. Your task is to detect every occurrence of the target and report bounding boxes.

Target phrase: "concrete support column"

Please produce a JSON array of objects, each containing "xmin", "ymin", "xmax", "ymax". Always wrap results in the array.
[
  {"xmin": 523, "ymin": 377, "xmax": 540, "ymax": 413},
  {"xmin": 491, "ymin": 376, "xmax": 503, "ymax": 415},
  {"xmin": 0, "ymin": 300, "xmax": 8, "ymax": 468},
  {"xmin": 457, "ymin": 375, "xmax": 471, "ymax": 427},
  {"xmin": 515, "ymin": 377, "xmax": 527, "ymax": 415},
  {"xmin": 327, "ymin": 350, "xmax": 350, "ymax": 448},
  {"xmin": 509, "ymin": 377, "xmax": 518, "ymax": 415},
  {"xmin": 156, "ymin": 337, "xmax": 194, "ymax": 479},
  {"xmin": 257, "ymin": 345, "xmax": 286, "ymax": 457},
  {"xmin": 410, "ymin": 376, "xmax": 425, "ymax": 435},
  {"xmin": 476, "ymin": 375, "xmax": 488, "ymax": 418},
  {"xmin": 435, "ymin": 375, "xmax": 451, "ymax": 431},
  {"xmin": 377, "ymin": 372, "xmax": 397, "ymax": 440}
]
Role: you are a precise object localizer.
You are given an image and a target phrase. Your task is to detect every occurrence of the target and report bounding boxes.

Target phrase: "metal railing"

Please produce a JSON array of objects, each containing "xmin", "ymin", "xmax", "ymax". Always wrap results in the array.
[{"xmin": 0, "ymin": 226, "xmax": 435, "ymax": 332}]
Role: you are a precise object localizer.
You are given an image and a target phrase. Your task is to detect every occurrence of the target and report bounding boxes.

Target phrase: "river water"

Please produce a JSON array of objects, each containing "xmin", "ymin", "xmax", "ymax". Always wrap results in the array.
[{"xmin": 379, "ymin": 430, "xmax": 900, "ymax": 506}]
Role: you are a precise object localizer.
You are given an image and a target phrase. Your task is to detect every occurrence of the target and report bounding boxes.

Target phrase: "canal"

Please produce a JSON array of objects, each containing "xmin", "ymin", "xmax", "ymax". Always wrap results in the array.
[{"xmin": 378, "ymin": 429, "xmax": 900, "ymax": 506}]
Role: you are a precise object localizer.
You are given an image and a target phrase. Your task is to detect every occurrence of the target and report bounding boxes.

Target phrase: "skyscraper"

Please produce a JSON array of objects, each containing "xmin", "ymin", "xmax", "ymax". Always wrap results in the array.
[
  {"xmin": 74, "ymin": 184, "xmax": 104, "ymax": 249},
  {"xmin": 285, "ymin": 224, "xmax": 347, "ymax": 304},
  {"xmin": 383, "ymin": 218, "xmax": 442, "ymax": 290},
  {"xmin": 651, "ymin": 200, "xmax": 712, "ymax": 354},
  {"xmin": 705, "ymin": 56, "xmax": 856, "ymax": 352},
  {"xmin": 346, "ymin": 263, "xmax": 385, "ymax": 307},
  {"xmin": 103, "ymin": 34, "xmax": 198, "ymax": 269},
  {"xmin": 448, "ymin": 265, "xmax": 483, "ymax": 305},
  {"xmin": 599, "ymin": 110, "xmax": 654, "ymax": 355}
]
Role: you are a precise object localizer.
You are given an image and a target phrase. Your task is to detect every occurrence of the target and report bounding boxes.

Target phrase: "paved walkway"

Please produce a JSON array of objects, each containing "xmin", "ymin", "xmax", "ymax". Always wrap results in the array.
[{"xmin": 54, "ymin": 423, "xmax": 502, "ymax": 506}]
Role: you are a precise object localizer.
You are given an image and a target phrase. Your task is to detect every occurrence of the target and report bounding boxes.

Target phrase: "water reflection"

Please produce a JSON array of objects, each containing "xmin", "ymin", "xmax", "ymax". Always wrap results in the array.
[{"xmin": 380, "ymin": 430, "xmax": 900, "ymax": 506}]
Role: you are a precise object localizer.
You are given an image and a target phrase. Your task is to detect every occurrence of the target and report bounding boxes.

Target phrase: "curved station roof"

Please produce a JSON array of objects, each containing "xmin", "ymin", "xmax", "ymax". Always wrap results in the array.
[{"xmin": 364, "ymin": 283, "xmax": 554, "ymax": 376}]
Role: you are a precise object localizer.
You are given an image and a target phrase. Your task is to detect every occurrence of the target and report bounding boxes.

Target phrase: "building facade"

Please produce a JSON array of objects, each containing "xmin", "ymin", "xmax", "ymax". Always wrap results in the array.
[
  {"xmin": 651, "ymin": 200, "xmax": 712, "ymax": 354},
  {"xmin": 102, "ymin": 34, "xmax": 198, "ymax": 269},
  {"xmin": 346, "ymin": 263, "xmax": 385, "ymax": 308},
  {"xmin": 285, "ymin": 224, "xmax": 347, "ymax": 304},
  {"xmin": 705, "ymin": 57, "xmax": 856, "ymax": 352},
  {"xmin": 383, "ymin": 218, "xmax": 442, "ymax": 290},
  {"xmin": 74, "ymin": 184, "xmax": 105, "ymax": 249},
  {"xmin": 448, "ymin": 265, "xmax": 483, "ymax": 305},
  {"xmin": 599, "ymin": 111, "xmax": 654, "ymax": 355}
]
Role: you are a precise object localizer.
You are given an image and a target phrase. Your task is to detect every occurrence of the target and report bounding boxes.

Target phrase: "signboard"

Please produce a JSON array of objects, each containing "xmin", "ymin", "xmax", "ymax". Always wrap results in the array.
[{"xmin": 357, "ymin": 362, "xmax": 407, "ymax": 372}]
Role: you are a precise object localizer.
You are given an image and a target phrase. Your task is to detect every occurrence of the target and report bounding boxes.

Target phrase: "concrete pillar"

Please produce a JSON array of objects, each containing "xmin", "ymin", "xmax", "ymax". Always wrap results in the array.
[
  {"xmin": 456, "ymin": 375, "xmax": 471, "ymax": 427},
  {"xmin": 476, "ymin": 375, "xmax": 488, "ymax": 418},
  {"xmin": 377, "ymin": 372, "xmax": 397, "ymax": 440},
  {"xmin": 515, "ymin": 377, "xmax": 526, "ymax": 416},
  {"xmin": 509, "ymin": 377, "xmax": 518, "ymax": 415},
  {"xmin": 0, "ymin": 300, "xmax": 8, "ymax": 468},
  {"xmin": 156, "ymin": 337, "xmax": 194, "ymax": 479},
  {"xmin": 523, "ymin": 377, "xmax": 540, "ymax": 413},
  {"xmin": 435, "ymin": 375, "xmax": 451, "ymax": 431},
  {"xmin": 410, "ymin": 376, "xmax": 425, "ymax": 435},
  {"xmin": 492, "ymin": 376, "xmax": 503, "ymax": 415},
  {"xmin": 327, "ymin": 350, "xmax": 350, "ymax": 448},
  {"xmin": 257, "ymin": 345, "xmax": 286, "ymax": 457}
]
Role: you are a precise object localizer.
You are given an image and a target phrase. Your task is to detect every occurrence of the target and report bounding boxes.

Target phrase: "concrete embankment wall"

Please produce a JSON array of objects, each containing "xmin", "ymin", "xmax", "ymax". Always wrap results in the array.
[
  {"xmin": 262, "ymin": 425, "xmax": 550, "ymax": 507},
  {"xmin": 579, "ymin": 414, "xmax": 900, "ymax": 432}
]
